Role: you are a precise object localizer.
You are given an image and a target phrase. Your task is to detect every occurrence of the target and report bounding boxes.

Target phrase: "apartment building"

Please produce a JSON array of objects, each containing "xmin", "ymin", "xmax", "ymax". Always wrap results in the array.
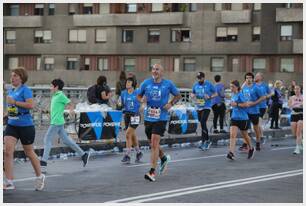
[{"xmin": 3, "ymin": 3, "xmax": 303, "ymax": 87}]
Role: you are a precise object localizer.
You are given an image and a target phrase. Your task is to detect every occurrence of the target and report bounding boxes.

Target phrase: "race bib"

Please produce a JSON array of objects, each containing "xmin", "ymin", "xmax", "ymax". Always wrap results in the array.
[
  {"xmin": 147, "ymin": 107, "xmax": 161, "ymax": 119},
  {"xmin": 7, "ymin": 105, "xmax": 19, "ymax": 120},
  {"xmin": 196, "ymin": 98, "xmax": 205, "ymax": 106},
  {"xmin": 131, "ymin": 115, "xmax": 140, "ymax": 125}
]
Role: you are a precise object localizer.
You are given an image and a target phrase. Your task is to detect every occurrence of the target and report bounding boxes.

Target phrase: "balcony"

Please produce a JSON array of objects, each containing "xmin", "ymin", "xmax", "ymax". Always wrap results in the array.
[
  {"xmin": 293, "ymin": 39, "xmax": 302, "ymax": 54},
  {"xmin": 221, "ymin": 10, "xmax": 251, "ymax": 24},
  {"xmin": 73, "ymin": 13, "xmax": 183, "ymax": 26},
  {"xmin": 4, "ymin": 16, "xmax": 43, "ymax": 28},
  {"xmin": 276, "ymin": 8, "xmax": 302, "ymax": 22}
]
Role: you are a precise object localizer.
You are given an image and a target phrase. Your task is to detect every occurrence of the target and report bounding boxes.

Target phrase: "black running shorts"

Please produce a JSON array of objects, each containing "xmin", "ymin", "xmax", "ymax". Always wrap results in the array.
[
  {"xmin": 259, "ymin": 108, "xmax": 266, "ymax": 118},
  {"xmin": 230, "ymin": 120, "xmax": 249, "ymax": 131},
  {"xmin": 4, "ymin": 124, "xmax": 35, "ymax": 145},
  {"xmin": 124, "ymin": 112, "xmax": 140, "ymax": 129},
  {"xmin": 291, "ymin": 114, "xmax": 303, "ymax": 122},
  {"xmin": 144, "ymin": 121, "xmax": 167, "ymax": 139},
  {"xmin": 248, "ymin": 114, "xmax": 260, "ymax": 125}
]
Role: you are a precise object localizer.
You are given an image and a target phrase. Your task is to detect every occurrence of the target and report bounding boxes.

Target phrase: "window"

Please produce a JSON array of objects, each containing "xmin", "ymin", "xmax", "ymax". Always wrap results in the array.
[
  {"xmin": 48, "ymin": 4, "xmax": 55, "ymax": 15},
  {"xmin": 216, "ymin": 27, "xmax": 238, "ymax": 42},
  {"xmin": 280, "ymin": 25, "xmax": 292, "ymax": 41},
  {"xmin": 280, "ymin": 58, "xmax": 294, "ymax": 72},
  {"xmin": 211, "ymin": 58, "xmax": 224, "ymax": 72},
  {"xmin": 148, "ymin": 29, "xmax": 160, "ymax": 43},
  {"xmin": 253, "ymin": 58, "xmax": 266, "ymax": 72},
  {"xmin": 253, "ymin": 3, "xmax": 261, "ymax": 11},
  {"xmin": 84, "ymin": 58, "xmax": 90, "ymax": 70},
  {"xmin": 9, "ymin": 57, "xmax": 18, "ymax": 70},
  {"xmin": 98, "ymin": 58, "xmax": 108, "ymax": 71},
  {"xmin": 67, "ymin": 58, "xmax": 78, "ymax": 70},
  {"xmin": 69, "ymin": 4, "xmax": 77, "ymax": 15},
  {"xmin": 122, "ymin": 30, "xmax": 134, "ymax": 43},
  {"xmin": 34, "ymin": 30, "xmax": 52, "ymax": 43},
  {"xmin": 152, "ymin": 3, "xmax": 163, "ymax": 12},
  {"xmin": 150, "ymin": 58, "xmax": 161, "ymax": 69},
  {"xmin": 5, "ymin": 30, "xmax": 16, "ymax": 44},
  {"xmin": 10, "ymin": 4, "xmax": 19, "ymax": 16},
  {"xmin": 83, "ymin": 3, "xmax": 93, "ymax": 14},
  {"xmin": 69, "ymin": 30, "xmax": 86, "ymax": 43},
  {"xmin": 36, "ymin": 57, "xmax": 41, "ymax": 70},
  {"xmin": 124, "ymin": 58, "xmax": 136, "ymax": 71},
  {"xmin": 171, "ymin": 28, "xmax": 191, "ymax": 42},
  {"xmin": 127, "ymin": 4, "xmax": 137, "ymax": 13},
  {"xmin": 231, "ymin": 3, "xmax": 243, "ymax": 10},
  {"xmin": 44, "ymin": 57, "xmax": 54, "ymax": 70},
  {"xmin": 214, "ymin": 3, "xmax": 222, "ymax": 11},
  {"xmin": 190, "ymin": 3, "xmax": 197, "ymax": 12},
  {"xmin": 96, "ymin": 29, "xmax": 107, "ymax": 42},
  {"xmin": 174, "ymin": 58, "xmax": 180, "ymax": 72},
  {"xmin": 99, "ymin": 3, "xmax": 109, "ymax": 14},
  {"xmin": 252, "ymin": 26, "xmax": 260, "ymax": 41},
  {"xmin": 183, "ymin": 58, "xmax": 196, "ymax": 71},
  {"xmin": 34, "ymin": 4, "xmax": 44, "ymax": 16}
]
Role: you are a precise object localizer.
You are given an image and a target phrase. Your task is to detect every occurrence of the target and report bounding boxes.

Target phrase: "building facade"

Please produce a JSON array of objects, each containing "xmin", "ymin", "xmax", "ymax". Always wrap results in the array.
[{"xmin": 3, "ymin": 3, "xmax": 303, "ymax": 87}]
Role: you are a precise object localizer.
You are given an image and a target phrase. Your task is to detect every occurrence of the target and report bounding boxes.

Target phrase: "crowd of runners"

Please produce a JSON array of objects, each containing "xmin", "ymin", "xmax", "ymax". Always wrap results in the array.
[{"xmin": 3, "ymin": 64, "xmax": 303, "ymax": 189}]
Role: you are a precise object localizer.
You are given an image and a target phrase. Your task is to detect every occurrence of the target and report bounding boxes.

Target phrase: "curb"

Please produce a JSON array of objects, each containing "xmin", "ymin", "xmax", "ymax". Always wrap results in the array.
[{"xmin": 14, "ymin": 129, "xmax": 292, "ymax": 159}]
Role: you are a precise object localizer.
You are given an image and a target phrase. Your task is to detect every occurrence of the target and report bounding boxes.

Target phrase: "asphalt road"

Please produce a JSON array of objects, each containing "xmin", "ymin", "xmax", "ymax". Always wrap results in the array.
[{"xmin": 4, "ymin": 138, "xmax": 302, "ymax": 203}]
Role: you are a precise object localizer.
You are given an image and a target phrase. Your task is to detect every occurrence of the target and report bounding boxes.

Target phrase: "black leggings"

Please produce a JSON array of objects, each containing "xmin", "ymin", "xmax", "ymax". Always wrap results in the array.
[
  {"xmin": 270, "ymin": 103, "xmax": 282, "ymax": 128},
  {"xmin": 197, "ymin": 109, "xmax": 211, "ymax": 142},
  {"xmin": 212, "ymin": 103, "xmax": 226, "ymax": 130}
]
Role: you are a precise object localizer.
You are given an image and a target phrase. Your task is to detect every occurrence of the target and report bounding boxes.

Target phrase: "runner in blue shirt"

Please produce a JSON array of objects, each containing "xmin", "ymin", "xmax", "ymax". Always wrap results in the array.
[
  {"xmin": 241, "ymin": 73, "xmax": 267, "ymax": 151},
  {"xmin": 138, "ymin": 64, "xmax": 181, "ymax": 182},
  {"xmin": 120, "ymin": 77, "xmax": 143, "ymax": 164},
  {"xmin": 4, "ymin": 67, "xmax": 45, "ymax": 191},
  {"xmin": 190, "ymin": 72, "xmax": 217, "ymax": 151},
  {"xmin": 211, "ymin": 75, "xmax": 226, "ymax": 134},
  {"xmin": 255, "ymin": 72, "xmax": 272, "ymax": 143},
  {"xmin": 227, "ymin": 80, "xmax": 255, "ymax": 160}
]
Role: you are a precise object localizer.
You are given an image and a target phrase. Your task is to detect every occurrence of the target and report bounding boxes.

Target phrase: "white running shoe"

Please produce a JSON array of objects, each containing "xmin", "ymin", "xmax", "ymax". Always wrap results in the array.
[{"xmin": 35, "ymin": 174, "xmax": 46, "ymax": 191}]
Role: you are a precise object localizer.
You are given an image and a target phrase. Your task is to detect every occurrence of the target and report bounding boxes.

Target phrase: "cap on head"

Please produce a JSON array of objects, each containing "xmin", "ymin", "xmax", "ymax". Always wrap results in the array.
[{"xmin": 197, "ymin": 72, "xmax": 205, "ymax": 79}]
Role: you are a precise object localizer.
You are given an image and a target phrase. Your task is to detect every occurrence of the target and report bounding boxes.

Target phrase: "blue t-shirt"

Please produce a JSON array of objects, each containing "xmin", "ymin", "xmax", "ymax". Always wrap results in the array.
[
  {"xmin": 242, "ymin": 83, "xmax": 264, "ymax": 115},
  {"xmin": 139, "ymin": 78, "xmax": 180, "ymax": 122},
  {"xmin": 256, "ymin": 82, "xmax": 270, "ymax": 109},
  {"xmin": 121, "ymin": 89, "xmax": 140, "ymax": 114},
  {"xmin": 212, "ymin": 83, "xmax": 225, "ymax": 106},
  {"xmin": 7, "ymin": 84, "xmax": 34, "ymax": 126},
  {"xmin": 192, "ymin": 80, "xmax": 216, "ymax": 110},
  {"xmin": 231, "ymin": 91, "xmax": 249, "ymax": 121}
]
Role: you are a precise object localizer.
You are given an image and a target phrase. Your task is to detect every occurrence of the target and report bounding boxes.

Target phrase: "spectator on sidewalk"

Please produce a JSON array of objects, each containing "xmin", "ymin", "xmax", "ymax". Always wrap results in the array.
[{"xmin": 269, "ymin": 80, "xmax": 283, "ymax": 129}]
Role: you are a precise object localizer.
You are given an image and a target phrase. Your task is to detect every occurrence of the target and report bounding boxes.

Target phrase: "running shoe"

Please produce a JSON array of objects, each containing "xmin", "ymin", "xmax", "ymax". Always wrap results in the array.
[
  {"xmin": 219, "ymin": 129, "xmax": 227, "ymax": 133},
  {"xmin": 159, "ymin": 155, "xmax": 171, "ymax": 175},
  {"xmin": 121, "ymin": 155, "xmax": 131, "ymax": 164},
  {"xmin": 256, "ymin": 142, "xmax": 261, "ymax": 151},
  {"xmin": 144, "ymin": 172, "xmax": 156, "ymax": 182},
  {"xmin": 35, "ymin": 174, "xmax": 46, "ymax": 191},
  {"xmin": 203, "ymin": 141, "xmax": 212, "ymax": 150},
  {"xmin": 135, "ymin": 152, "xmax": 143, "ymax": 163},
  {"xmin": 293, "ymin": 147, "xmax": 301, "ymax": 155},
  {"xmin": 3, "ymin": 179, "xmax": 15, "ymax": 191},
  {"xmin": 82, "ymin": 152, "xmax": 90, "ymax": 167},
  {"xmin": 247, "ymin": 147, "xmax": 255, "ymax": 159},
  {"xmin": 40, "ymin": 160, "xmax": 47, "ymax": 174},
  {"xmin": 199, "ymin": 143, "xmax": 206, "ymax": 151},
  {"xmin": 226, "ymin": 152, "xmax": 235, "ymax": 160},
  {"xmin": 213, "ymin": 129, "xmax": 219, "ymax": 134},
  {"xmin": 239, "ymin": 143, "xmax": 248, "ymax": 152}
]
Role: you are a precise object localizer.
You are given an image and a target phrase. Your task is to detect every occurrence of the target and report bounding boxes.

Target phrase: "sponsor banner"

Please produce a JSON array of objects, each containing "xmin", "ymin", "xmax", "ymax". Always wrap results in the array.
[
  {"xmin": 78, "ymin": 110, "xmax": 122, "ymax": 141},
  {"xmin": 168, "ymin": 109, "xmax": 198, "ymax": 134}
]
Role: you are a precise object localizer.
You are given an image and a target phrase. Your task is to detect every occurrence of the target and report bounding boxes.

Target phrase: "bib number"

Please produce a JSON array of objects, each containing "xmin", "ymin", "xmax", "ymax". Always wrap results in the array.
[
  {"xmin": 131, "ymin": 115, "xmax": 140, "ymax": 125},
  {"xmin": 196, "ymin": 98, "xmax": 205, "ymax": 106},
  {"xmin": 7, "ymin": 105, "xmax": 19, "ymax": 120},
  {"xmin": 147, "ymin": 107, "xmax": 161, "ymax": 119}
]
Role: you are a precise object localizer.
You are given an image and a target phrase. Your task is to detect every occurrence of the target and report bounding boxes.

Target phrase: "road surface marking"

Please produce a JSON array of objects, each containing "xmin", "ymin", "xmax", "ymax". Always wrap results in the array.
[
  {"xmin": 271, "ymin": 146, "xmax": 296, "ymax": 151},
  {"xmin": 13, "ymin": 175, "xmax": 61, "ymax": 182}
]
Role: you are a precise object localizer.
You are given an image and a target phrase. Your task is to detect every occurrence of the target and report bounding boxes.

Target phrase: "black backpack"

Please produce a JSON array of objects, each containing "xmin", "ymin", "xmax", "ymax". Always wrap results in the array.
[{"xmin": 87, "ymin": 85, "xmax": 99, "ymax": 104}]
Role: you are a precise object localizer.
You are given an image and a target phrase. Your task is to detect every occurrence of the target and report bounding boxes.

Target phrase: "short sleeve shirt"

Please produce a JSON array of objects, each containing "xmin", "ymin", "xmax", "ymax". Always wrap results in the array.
[
  {"xmin": 139, "ymin": 78, "xmax": 179, "ymax": 122},
  {"xmin": 50, "ymin": 91, "xmax": 71, "ymax": 125},
  {"xmin": 231, "ymin": 91, "xmax": 249, "ymax": 120},
  {"xmin": 7, "ymin": 84, "xmax": 34, "ymax": 126},
  {"xmin": 192, "ymin": 80, "xmax": 216, "ymax": 110},
  {"xmin": 256, "ymin": 82, "xmax": 270, "ymax": 109},
  {"xmin": 242, "ymin": 83, "xmax": 264, "ymax": 114},
  {"xmin": 121, "ymin": 89, "xmax": 141, "ymax": 114}
]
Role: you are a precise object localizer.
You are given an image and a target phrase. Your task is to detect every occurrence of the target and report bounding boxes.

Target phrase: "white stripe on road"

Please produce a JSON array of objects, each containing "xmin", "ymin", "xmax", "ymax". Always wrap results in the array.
[
  {"xmin": 127, "ymin": 146, "xmax": 296, "ymax": 168},
  {"xmin": 13, "ymin": 174, "xmax": 61, "ymax": 182},
  {"xmin": 131, "ymin": 172, "xmax": 302, "ymax": 203},
  {"xmin": 106, "ymin": 169, "xmax": 302, "ymax": 203},
  {"xmin": 126, "ymin": 154, "xmax": 226, "ymax": 168},
  {"xmin": 271, "ymin": 146, "xmax": 296, "ymax": 151}
]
